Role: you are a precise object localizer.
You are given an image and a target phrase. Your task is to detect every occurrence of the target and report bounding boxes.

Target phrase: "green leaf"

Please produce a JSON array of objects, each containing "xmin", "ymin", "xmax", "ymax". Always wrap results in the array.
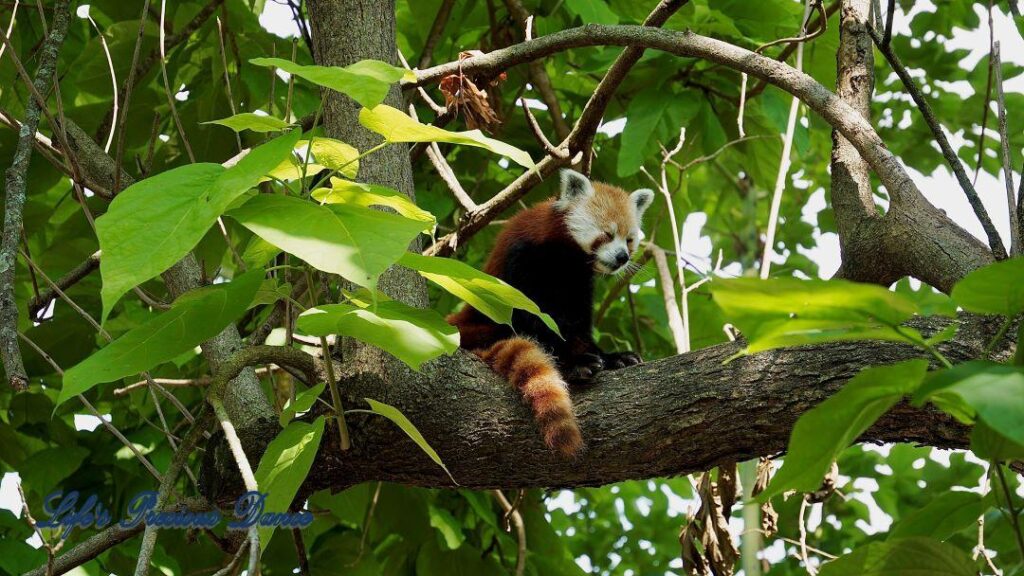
[
  {"xmin": 249, "ymin": 57, "xmax": 412, "ymax": 108},
  {"xmin": 565, "ymin": 0, "xmax": 619, "ymax": 24},
  {"xmin": 889, "ymin": 491, "xmax": 988, "ymax": 541},
  {"xmin": 760, "ymin": 360, "xmax": 929, "ymax": 500},
  {"xmin": 361, "ymin": 398, "xmax": 456, "ymax": 484},
  {"xmin": 60, "ymin": 271, "xmax": 264, "ymax": 406},
  {"xmin": 203, "ymin": 113, "xmax": 293, "ymax": 133},
  {"xmin": 307, "ymin": 138, "xmax": 360, "ymax": 178},
  {"xmin": 951, "ymin": 257, "xmax": 1024, "ymax": 316},
  {"xmin": 358, "ymin": 105, "xmax": 534, "ymax": 168},
  {"xmin": 914, "ymin": 360, "xmax": 1024, "ymax": 446},
  {"xmin": 313, "ymin": 178, "xmax": 435, "ymax": 230},
  {"xmin": 280, "ymin": 382, "xmax": 327, "ymax": 427},
  {"xmin": 428, "ymin": 503, "xmax": 466, "ymax": 550},
  {"xmin": 398, "ymin": 252, "xmax": 561, "ymax": 337},
  {"xmin": 617, "ymin": 89, "xmax": 666, "ymax": 177},
  {"xmin": 297, "ymin": 301, "xmax": 459, "ymax": 371},
  {"xmin": 712, "ymin": 277, "xmax": 922, "ymax": 355},
  {"xmin": 971, "ymin": 420, "xmax": 1024, "ymax": 460},
  {"xmin": 254, "ymin": 417, "xmax": 325, "ymax": 554},
  {"xmin": 97, "ymin": 129, "xmax": 301, "ymax": 320},
  {"xmin": 228, "ymin": 194, "xmax": 426, "ymax": 289},
  {"xmin": 818, "ymin": 537, "xmax": 976, "ymax": 576}
]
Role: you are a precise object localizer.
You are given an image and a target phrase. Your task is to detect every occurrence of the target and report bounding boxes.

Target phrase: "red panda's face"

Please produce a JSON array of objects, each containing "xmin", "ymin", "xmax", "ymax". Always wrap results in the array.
[{"xmin": 557, "ymin": 170, "xmax": 654, "ymax": 274}]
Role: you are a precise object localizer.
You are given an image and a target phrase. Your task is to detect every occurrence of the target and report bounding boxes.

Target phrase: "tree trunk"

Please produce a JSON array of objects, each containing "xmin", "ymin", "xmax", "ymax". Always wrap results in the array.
[{"xmin": 306, "ymin": 0, "xmax": 429, "ymax": 379}]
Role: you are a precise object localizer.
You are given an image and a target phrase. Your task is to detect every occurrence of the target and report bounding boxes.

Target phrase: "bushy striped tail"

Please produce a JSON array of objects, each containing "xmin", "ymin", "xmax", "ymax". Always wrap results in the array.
[{"xmin": 476, "ymin": 337, "xmax": 582, "ymax": 457}]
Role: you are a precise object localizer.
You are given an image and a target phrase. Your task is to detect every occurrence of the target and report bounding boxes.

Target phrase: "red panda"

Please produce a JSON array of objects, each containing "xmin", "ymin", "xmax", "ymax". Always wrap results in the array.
[{"xmin": 448, "ymin": 169, "xmax": 655, "ymax": 456}]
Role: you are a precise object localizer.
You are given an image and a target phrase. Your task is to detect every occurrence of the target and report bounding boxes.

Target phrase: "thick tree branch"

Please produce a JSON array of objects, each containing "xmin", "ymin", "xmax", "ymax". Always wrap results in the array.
[
  {"xmin": 1, "ymin": 0, "xmax": 70, "ymax": 390},
  {"xmin": 413, "ymin": 24, "xmax": 994, "ymax": 289},
  {"xmin": 196, "ymin": 314, "xmax": 1005, "ymax": 500}
]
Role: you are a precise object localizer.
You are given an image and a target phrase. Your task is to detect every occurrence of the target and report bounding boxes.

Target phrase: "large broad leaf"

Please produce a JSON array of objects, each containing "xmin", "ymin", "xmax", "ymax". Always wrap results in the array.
[
  {"xmin": 59, "ymin": 271, "xmax": 264, "ymax": 406},
  {"xmin": 313, "ymin": 179, "xmax": 435, "ymax": 230},
  {"xmin": 888, "ymin": 491, "xmax": 988, "ymax": 541},
  {"xmin": 398, "ymin": 252, "xmax": 561, "ymax": 337},
  {"xmin": 203, "ymin": 113, "xmax": 293, "ymax": 133},
  {"xmin": 617, "ymin": 89, "xmax": 666, "ymax": 177},
  {"xmin": 951, "ymin": 257, "xmax": 1024, "ymax": 316},
  {"xmin": 759, "ymin": 360, "xmax": 929, "ymax": 500},
  {"xmin": 358, "ymin": 105, "xmax": 534, "ymax": 169},
  {"xmin": 228, "ymin": 194, "xmax": 426, "ymax": 289},
  {"xmin": 360, "ymin": 398, "xmax": 456, "ymax": 484},
  {"xmin": 297, "ymin": 301, "xmax": 459, "ymax": 371},
  {"xmin": 97, "ymin": 129, "xmax": 301, "ymax": 320},
  {"xmin": 818, "ymin": 537, "xmax": 976, "ymax": 576},
  {"xmin": 249, "ymin": 57, "xmax": 412, "ymax": 108},
  {"xmin": 254, "ymin": 417, "xmax": 325, "ymax": 554},
  {"xmin": 712, "ymin": 277, "xmax": 923, "ymax": 354},
  {"xmin": 914, "ymin": 360, "xmax": 1024, "ymax": 446}
]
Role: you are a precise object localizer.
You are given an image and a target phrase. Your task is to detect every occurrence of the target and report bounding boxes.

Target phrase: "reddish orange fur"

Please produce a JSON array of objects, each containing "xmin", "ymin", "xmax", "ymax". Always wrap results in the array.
[{"xmin": 477, "ymin": 337, "xmax": 582, "ymax": 457}]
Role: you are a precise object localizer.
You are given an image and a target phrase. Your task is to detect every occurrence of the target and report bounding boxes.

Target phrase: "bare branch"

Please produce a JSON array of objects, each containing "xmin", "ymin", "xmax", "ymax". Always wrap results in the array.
[
  {"xmin": 520, "ymin": 98, "xmax": 569, "ymax": 159},
  {"xmin": 993, "ymin": 41, "xmax": 1022, "ymax": 255},
  {"xmin": 418, "ymin": 0, "xmax": 455, "ymax": 69},
  {"xmin": 1, "ymin": 0, "xmax": 70, "ymax": 391},
  {"xmin": 868, "ymin": 24, "xmax": 1008, "ymax": 260},
  {"xmin": 26, "ymin": 250, "xmax": 100, "ymax": 319},
  {"xmin": 503, "ymin": 0, "xmax": 571, "ymax": 140}
]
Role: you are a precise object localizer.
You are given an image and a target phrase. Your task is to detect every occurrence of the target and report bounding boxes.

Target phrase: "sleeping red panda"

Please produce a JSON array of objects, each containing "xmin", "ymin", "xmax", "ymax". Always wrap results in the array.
[{"xmin": 448, "ymin": 169, "xmax": 655, "ymax": 456}]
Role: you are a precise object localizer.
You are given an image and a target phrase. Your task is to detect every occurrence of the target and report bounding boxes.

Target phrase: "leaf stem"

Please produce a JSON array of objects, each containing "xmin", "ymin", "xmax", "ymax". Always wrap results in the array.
[
  {"xmin": 993, "ymin": 461, "xmax": 1024, "ymax": 561},
  {"xmin": 983, "ymin": 317, "xmax": 1014, "ymax": 360}
]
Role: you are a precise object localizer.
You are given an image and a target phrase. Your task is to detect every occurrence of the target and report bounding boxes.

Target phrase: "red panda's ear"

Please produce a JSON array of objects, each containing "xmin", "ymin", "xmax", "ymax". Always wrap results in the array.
[
  {"xmin": 631, "ymin": 188, "xmax": 655, "ymax": 218},
  {"xmin": 558, "ymin": 169, "xmax": 593, "ymax": 204}
]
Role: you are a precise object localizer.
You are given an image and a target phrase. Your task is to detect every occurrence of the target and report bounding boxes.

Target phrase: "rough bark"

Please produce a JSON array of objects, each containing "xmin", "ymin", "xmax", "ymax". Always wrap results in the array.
[
  {"xmin": 196, "ymin": 314, "xmax": 1007, "ymax": 501},
  {"xmin": 1, "ymin": 0, "xmax": 71, "ymax": 390}
]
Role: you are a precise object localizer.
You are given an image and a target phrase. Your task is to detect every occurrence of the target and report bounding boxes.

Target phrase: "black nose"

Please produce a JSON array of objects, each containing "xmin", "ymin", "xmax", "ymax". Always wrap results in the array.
[{"xmin": 614, "ymin": 250, "xmax": 629, "ymax": 266}]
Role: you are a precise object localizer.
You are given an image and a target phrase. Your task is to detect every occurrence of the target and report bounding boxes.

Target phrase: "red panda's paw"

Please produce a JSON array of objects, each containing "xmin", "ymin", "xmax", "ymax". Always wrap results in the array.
[
  {"xmin": 564, "ymin": 353, "xmax": 604, "ymax": 383},
  {"xmin": 603, "ymin": 351, "xmax": 643, "ymax": 370}
]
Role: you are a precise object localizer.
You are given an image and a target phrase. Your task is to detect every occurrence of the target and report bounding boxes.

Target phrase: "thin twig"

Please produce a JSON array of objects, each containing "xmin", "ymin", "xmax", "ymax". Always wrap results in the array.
[
  {"xmin": 754, "ymin": 0, "xmax": 826, "ymax": 53},
  {"xmin": 216, "ymin": 16, "xmax": 243, "ymax": 152},
  {"xmin": 993, "ymin": 41, "xmax": 1021, "ymax": 255},
  {"xmin": 0, "ymin": 0, "xmax": 18, "ymax": 64},
  {"xmin": 868, "ymin": 24, "xmax": 1008, "ymax": 260},
  {"xmin": 649, "ymin": 245, "xmax": 687, "ymax": 352},
  {"xmin": 18, "ymin": 332, "xmax": 164, "ymax": 481},
  {"xmin": 521, "ymin": 98, "xmax": 569, "ymax": 159},
  {"xmin": 291, "ymin": 528, "xmax": 311, "ymax": 576},
  {"xmin": 112, "ymin": 0, "xmax": 152, "ymax": 195},
  {"xmin": 492, "ymin": 490, "xmax": 526, "ymax": 576},
  {"xmin": 974, "ymin": 0, "xmax": 996, "ymax": 186},
  {"xmin": 504, "ymin": 0, "xmax": 572, "ymax": 140},
  {"xmin": 883, "ymin": 0, "xmax": 895, "ymax": 45},
  {"xmin": 159, "ymin": 0, "xmax": 196, "ymax": 162},
  {"xmin": 0, "ymin": 0, "xmax": 70, "ymax": 391},
  {"xmin": 419, "ymin": 0, "xmax": 455, "ymax": 69}
]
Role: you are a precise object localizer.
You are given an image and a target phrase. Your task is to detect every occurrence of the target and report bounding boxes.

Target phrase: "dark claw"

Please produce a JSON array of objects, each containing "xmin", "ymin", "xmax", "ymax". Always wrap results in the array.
[
  {"xmin": 603, "ymin": 351, "xmax": 642, "ymax": 370},
  {"xmin": 565, "ymin": 352, "xmax": 604, "ymax": 383}
]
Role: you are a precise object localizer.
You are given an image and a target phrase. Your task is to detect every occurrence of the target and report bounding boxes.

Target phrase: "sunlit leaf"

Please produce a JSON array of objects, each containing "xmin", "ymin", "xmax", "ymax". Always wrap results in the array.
[
  {"xmin": 250, "ymin": 57, "xmax": 413, "ymax": 107},
  {"xmin": 313, "ymin": 178, "xmax": 435, "ymax": 230},
  {"xmin": 358, "ymin": 105, "xmax": 534, "ymax": 168},
  {"xmin": 228, "ymin": 194, "xmax": 425, "ymax": 289},
  {"xmin": 712, "ymin": 277, "xmax": 923, "ymax": 354}
]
